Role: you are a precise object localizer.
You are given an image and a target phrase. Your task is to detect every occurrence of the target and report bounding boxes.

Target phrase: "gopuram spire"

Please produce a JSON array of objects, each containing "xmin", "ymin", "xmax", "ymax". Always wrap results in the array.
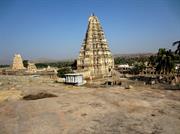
[{"xmin": 77, "ymin": 14, "xmax": 114, "ymax": 78}]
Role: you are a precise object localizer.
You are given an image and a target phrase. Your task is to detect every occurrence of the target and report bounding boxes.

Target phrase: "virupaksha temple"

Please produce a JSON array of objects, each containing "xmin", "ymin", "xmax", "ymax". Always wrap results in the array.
[{"xmin": 77, "ymin": 14, "xmax": 114, "ymax": 78}]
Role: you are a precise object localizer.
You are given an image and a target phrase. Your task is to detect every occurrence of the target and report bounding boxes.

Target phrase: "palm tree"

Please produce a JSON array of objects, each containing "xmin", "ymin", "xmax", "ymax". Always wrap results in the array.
[
  {"xmin": 156, "ymin": 48, "xmax": 175, "ymax": 74},
  {"xmin": 165, "ymin": 49, "xmax": 175, "ymax": 74},
  {"xmin": 172, "ymin": 40, "xmax": 180, "ymax": 55},
  {"xmin": 156, "ymin": 48, "xmax": 166, "ymax": 74},
  {"xmin": 148, "ymin": 55, "xmax": 156, "ymax": 66}
]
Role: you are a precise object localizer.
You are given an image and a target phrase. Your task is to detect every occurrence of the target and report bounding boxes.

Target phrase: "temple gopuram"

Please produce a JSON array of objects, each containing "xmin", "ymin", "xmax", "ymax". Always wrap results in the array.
[
  {"xmin": 12, "ymin": 54, "xmax": 25, "ymax": 70},
  {"xmin": 77, "ymin": 14, "xmax": 114, "ymax": 78}
]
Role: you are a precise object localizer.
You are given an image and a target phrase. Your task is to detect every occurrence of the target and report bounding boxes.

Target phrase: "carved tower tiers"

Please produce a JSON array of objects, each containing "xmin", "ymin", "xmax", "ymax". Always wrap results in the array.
[
  {"xmin": 77, "ymin": 14, "xmax": 114, "ymax": 77},
  {"xmin": 12, "ymin": 54, "xmax": 25, "ymax": 70}
]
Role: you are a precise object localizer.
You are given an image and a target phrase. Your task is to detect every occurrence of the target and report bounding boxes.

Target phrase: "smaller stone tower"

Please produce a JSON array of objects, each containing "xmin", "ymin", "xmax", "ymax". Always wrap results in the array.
[
  {"xmin": 12, "ymin": 54, "xmax": 25, "ymax": 70},
  {"xmin": 27, "ymin": 62, "xmax": 37, "ymax": 73}
]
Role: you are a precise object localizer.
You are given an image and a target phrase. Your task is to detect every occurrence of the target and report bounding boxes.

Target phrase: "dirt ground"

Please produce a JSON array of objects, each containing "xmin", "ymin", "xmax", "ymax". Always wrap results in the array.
[{"xmin": 0, "ymin": 75, "xmax": 180, "ymax": 134}]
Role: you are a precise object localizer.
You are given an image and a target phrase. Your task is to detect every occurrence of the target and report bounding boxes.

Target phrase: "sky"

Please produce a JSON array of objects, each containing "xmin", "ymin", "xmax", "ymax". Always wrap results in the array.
[{"xmin": 0, "ymin": 0, "xmax": 180, "ymax": 64}]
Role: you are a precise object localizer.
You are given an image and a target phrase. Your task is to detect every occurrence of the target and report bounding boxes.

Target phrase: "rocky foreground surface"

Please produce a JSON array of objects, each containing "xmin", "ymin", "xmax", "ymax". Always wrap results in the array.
[{"xmin": 0, "ymin": 76, "xmax": 180, "ymax": 134}]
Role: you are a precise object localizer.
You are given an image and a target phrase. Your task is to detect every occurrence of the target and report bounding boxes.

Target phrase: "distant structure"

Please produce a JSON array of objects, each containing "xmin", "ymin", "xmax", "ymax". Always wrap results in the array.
[
  {"xmin": 12, "ymin": 54, "xmax": 25, "ymax": 70},
  {"xmin": 27, "ymin": 62, "xmax": 37, "ymax": 73},
  {"xmin": 117, "ymin": 64, "xmax": 133, "ymax": 74},
  {"xmin": 2, "ymin": 54, "xmax": 58, "ymax": 79},
  {"xmin": 65, "ymin": 74, "xmax": 84, "ymax": 85},
  {"xmin": 77, "ymin": 14, "xmax": 114, "ymax": 78}
]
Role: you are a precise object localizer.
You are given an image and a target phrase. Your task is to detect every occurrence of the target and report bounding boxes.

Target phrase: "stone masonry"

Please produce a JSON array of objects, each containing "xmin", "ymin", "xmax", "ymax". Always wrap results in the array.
[
  {"xmin": 12, "ymin": 54, "xmax": 25, "ymax": 70},
  {"xmin": 77, "ymin": 14, "xmax": 114, "ymax": 78},
  {"xmin": 27, "ymin": 62, "xmax": 37, "ymax": 73}
]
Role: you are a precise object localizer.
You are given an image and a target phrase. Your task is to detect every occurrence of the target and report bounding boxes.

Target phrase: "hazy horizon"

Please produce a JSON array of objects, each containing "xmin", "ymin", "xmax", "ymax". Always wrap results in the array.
[{"xmin": 0, "ymin": 0, "xmax": 180, "ymax": 64}]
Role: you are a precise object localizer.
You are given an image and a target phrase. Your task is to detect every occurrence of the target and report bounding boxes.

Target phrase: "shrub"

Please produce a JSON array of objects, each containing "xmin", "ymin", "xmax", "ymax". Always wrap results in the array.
[{"xmin": 57, "ymin": 67, "xmax": 73, "ymax": 78}]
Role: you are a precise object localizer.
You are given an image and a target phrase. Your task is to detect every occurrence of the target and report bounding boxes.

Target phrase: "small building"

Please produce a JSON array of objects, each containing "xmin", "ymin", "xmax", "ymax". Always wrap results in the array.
[
  {"xmin": 64, "ymin": 73, "xmax": 84, "ymax": 85},
  {"xmin": 142, "ymin": 66, "xmax": 156, "ymax": 75},
  {"xmin": 117, "ymin": 64, "xmax": 133, "ymax": 74}
]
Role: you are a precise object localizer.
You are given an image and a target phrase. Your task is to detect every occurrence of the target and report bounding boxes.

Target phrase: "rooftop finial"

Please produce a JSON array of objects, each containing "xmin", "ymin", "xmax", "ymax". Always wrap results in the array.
[{"xmin": 91, "ymin": 13, "xmax": 95, "ymax": 16}]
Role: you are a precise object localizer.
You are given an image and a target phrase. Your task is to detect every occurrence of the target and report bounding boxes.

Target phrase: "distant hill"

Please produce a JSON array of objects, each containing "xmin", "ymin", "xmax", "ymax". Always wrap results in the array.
[
  {"xmin": 0, "ymin": 53, "xmax": 156, "ymax": 65},
  {"xmin": 0, "ymin": 59, "xmax": 11, "ymax": 65},
  {"xmin": 31, "ymin": 58, "xmax": 75, "ymax": 63},
  {"xmin": 113, "ymin": 53, "xmax": 156, "ymax": 58},
  {"xmin": 33, "ymin": 53, "xmax": 156, "ymax": 63}
]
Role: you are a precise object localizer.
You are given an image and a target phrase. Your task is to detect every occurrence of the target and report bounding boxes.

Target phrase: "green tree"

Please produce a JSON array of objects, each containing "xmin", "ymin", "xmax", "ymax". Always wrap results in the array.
[
  {"xmin": 23, "ymin": 60, "xmax": 29, "ymax": 68},
  {"xmin": 57, "ymin": 67, "xmax": 73, "ymax": 78},
  {"xmin": 35, "ymin": 63, "xmax": 48, "ymax": 68},
  {"xmin": 172, "ymin": 40, "xmax": 180, "ymax": 55},
  {"xmin": 0, "ymin": 65, "xmax": 10, "ymax": 68},
  {"xmin": 148, "ymin": 55, "xmax": 156, "ymax": 66},
  {"xmin": 156, "ymin": 48, "xmax": 175, "ymax": 74},
  {"xmin": 114, "ymin": 57, "xmax": 127, "ymax": 65},
  {"xmin": 131, "ymin": 62, "xmax": 145, "ymax": 75},
  {"xmin": 71, "ymin": 60, "xmax": 77, "ymax": 70},
  {"xmin": 35, "ymin": 61, "xmax": 74, "ymax": 69}
]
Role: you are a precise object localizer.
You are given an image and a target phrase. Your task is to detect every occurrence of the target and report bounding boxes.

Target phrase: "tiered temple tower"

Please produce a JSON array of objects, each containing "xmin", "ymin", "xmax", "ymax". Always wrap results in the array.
[
  {"xmin": 12, "ymin": 54, "xmax": 25, "ymax": 70},
  {"xmin": 27, "ymin": 62, "xmax": 37, "ymax": 73},
  {"xmin": 77, "ymin": 14, "xmax": 114, "ymax": 77}
]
